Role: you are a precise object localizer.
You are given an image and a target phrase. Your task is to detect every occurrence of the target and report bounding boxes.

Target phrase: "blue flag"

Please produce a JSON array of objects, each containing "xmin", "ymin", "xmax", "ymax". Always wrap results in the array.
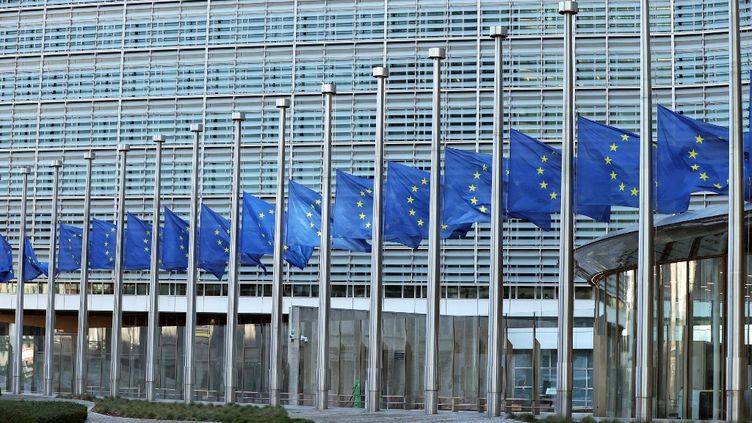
[
  {"xmin": 443, "ymin": 147, "xmax": 493, "ymax": 225},
  {"xmin": 90, "ymin": 218, "xmax": 117, "ymax": 270},
  {"xmin": 58, "ymin": 224, "xmax": 83, "ymax": 273},
  {"xmin": 199, "ymin": 204, "xmax": 264, "ymax": 280},
  {"xmin": 332, "ymin": 171, "xmax": 374, "ymax": 240},
  {"xmin": 383, "ymin": 162, "xmax": 471, "ymax": 249},
  {"xmin": 241, "ymin": 192, "xmax": 314, "ymax": 269},
  {"xmin": 0, "ymin": 233, "xmax": 14, "ymax": 282},
  {"xmin": 23, "ymin": 237, "xmax": 47, "ymax": 281},
  {"xmin": 161, "ymin": 207, "xmax": 189, "ymax": 271},
  {"xmin": 124, "ymin": 213, "xmax": 152, "ymax": 271},
  {"xmin": 508, "ymin": 129, "xmax": 608, "ymax": 230},
  {"xmin": 576, "ymin": 115, "xmax": 640, "ymax": 209},
  {"xmin": 656, "ymin": 105, "xmax": 728, "ymax": 213},
  {"xmin": 287, "ymin": 181, "xmax": 371, "ymax": 253}
]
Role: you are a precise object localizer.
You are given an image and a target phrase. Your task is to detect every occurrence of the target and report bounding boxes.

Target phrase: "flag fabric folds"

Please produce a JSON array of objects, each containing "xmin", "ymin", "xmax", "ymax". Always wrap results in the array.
[
  {"xmin": 199, "ymin": 204, "xmax": 264, "ymax": 280},
  {"xmin": 58, "ymin": 224, "xmax": 83, "ymax": 273},
  {"xmin": 0, "ymin": 233, "xmax": 13, "ymax": 282},
  {"xmin": 241, "ymin": 192, "xmax": 314, "ymax": 269},
  {"xmin": 23, "ymin": 237, "xmax": 47, "ymax": 281},
  {"xmin": 576, "ymin": 115, "xmax": 640, "ymax": 210},
  {"xmin": 508, "ymin": 129, "xmax": 608, "ymax": 230},
  {"xmin": 161, "ymin": 207, "xmax": 189, "ymax": 271},
  {"xmin": 124, "ymin": 213, "xmax": 152, "ymax": 271},
  {"xmin": 332, "ymin": 171, "xmax": 374, "ymax": 240},
  {"xmin": 90, "ymin": 218, "xmax": 117, "ymax": 270},
  {"xmin": 287, "ymin": 180, "xmax": 371, "ymax": 253},
  {"xmin": 443, "ymin": 147, "xmax": 493, "ymax": 225},
  {"xmin": 656, "ymin": 105, "xmax": 729, "ymax": 213},
  {"xmin": 383, "ymin": 162, "xmax": 471, "ymax": 249}
]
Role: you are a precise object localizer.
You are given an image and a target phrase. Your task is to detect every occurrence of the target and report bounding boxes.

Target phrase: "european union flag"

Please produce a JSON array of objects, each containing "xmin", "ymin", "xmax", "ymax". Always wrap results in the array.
[
  {"xmin": 656, "ymin": 105, "xmax": 728, "ymax": 213},
  {"xmin": 241, "ymin": 192, "xmax": 314, "ymax": 269},
  {"xmin": 443, "ymin": 147, "xmax": 492, "ymax": 225},
  {"xmin": 332, "ymin": 171, "xmax": 374, "ymax": 240},
  {"xmin": 576, "ymin": 115, "xmax": 640, "ymax": 209},
  {"xmin": 90, "ymin": 218, "xmax": 117, "ymax": 270},
  {"xmin": 199, "ymin": 204, "xmax": 264, "ymax": 280},
  {"xmin": 383, "ymin": 162, "xmax": 471, "ymax": 249},
  {"xmin": 58, "ymin": 224, "xmax": 83, "ymax": 273},
  {"xmin": 501, "ymin": 158, "xmax": 550, "ymax": 228},
  {"xmin": 287, "ymin": 181, "xmax": 371, "ymax": 253},
  {"xmin": 508, "ymin": 129, "xmax": 608, "ymax": 230},
  {"xmin": 124, "ymin": 213, "xmax": 152, "ymax": 271},
  {"xmin": 23, "ymin": 237, "xmax": 47, "ymax": 281},
  {"xmin": 0, "ymin": 233, "xmax": 14, "ymax": 282},
  {"xmin": 161, "ymin": 207, "xmax": 189, "ymax": 271}
]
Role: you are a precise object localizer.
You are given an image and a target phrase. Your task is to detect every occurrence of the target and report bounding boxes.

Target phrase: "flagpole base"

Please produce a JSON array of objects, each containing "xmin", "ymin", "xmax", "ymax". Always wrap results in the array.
[
  {"xmin": 316, "ymin": 389, "xmax": 329, "ymax": 410},
  {"xmin": 487, "ymin": 391, "xmax": 502, "ymax": 416},
  {"xmin": 270, "ymin": 388, "xmax": 281, "ymax": 407},
  {"xmin": 367, "ymin": 389, "xmax": 380, "ymax": 412},
  {"xmin": 183, "ymin": 381, "xmax": 193, "ymax": 403},
  {"xmin": 425, "ymin": 389, "xmax": 438, "ymax": 414},
  {"xmin": 555, "ymin": 389, "xmax": 572, "ymax": 418}
]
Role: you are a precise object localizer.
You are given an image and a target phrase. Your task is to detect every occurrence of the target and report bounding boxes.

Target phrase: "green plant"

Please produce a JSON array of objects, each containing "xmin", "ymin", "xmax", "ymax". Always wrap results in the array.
[{"xmin": 0, "ymin": 399, "xmax": 87, "ymax": 423}]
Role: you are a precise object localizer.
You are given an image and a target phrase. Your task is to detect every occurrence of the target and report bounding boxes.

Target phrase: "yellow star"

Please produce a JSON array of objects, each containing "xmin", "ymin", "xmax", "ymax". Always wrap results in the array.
[
  {"xmin": 143, "ymin": 238, "xmax": 148, "ymax": 244},
  {"xmin": 309, "ymin": 222, "xmax": 315, "ymax": 228},
  {"xmin": 409, "ymin": 209, "xmax": 416, "ymax": 216},
  {"xmin": 144, "ymin": 247, "xmax": 149, "ymax": 252},
  {"xmin": 610, "ymin": 171, "xmax": 617, "ymax": 180},
  {"xmin": 537, "ymin": 167, "xmax": 544, "ymax": 175},
  {"xmin": 366, "ymin": 189, "xmax": 373, "ymax": 193},
  {"xmin": 690, "ymin": 164, "xmax": 700, "ymax": 171},
  {"xmin": 421, "ymin": 178, "xmax": 428, "ymax": 185},
  {"xmin": 179, "ymin": 245, "xmax": 184, "ymax": 250},
  {"xmin": 417, "ymin": 219, "xmax": 424, "ymax": 226},
  {"xmin": 356, "ymin": 201, "xmax": 364, "ymax": 208},
  {"xmin": 269, "ymin": 209, "xmax": 274, "ymax": 215},
  {"xmin": 609, "ymin": 143, "xmax": 618, "ymax": 151},
  {"xmin": 473, "ymin": 171, "xmax": 481, "ymax": 179},
  {"xmin": 258, "ymin": 212, "xmax": 265, "ymax": 218},
  {"xmin": 407, "ymin": 196, "xmax": 414, "ymax": 203},
  {"xmin": 224, "ymin": 247, "xmax": 229, "ymax": 253},
  {"xmin": 214, "ymin": 229, "xmax": 220, "ymax": 235},
  {"xmin": 541, "ymin": 155, "xmax": 548, "ymax": 163},
  {"xmin": 365, "ymin": 222, "xmax": 371, "ymax": 228},
  {"xmin": 470, "ymin": 197, "xmax": 478, "ymax": 205},
  {"xmin": 550, "ymin": 192, "xmax": 558, "ymax": 200},
  {"xmin": 217, "ymin": 240, "xmax": 222, "ymax": 245},
  {"xmin": 621, "ymin": 134, "xmax": 629, "ymax": 141},
  {"xmin": 688, "ymin": 149, "xmax": 698, "ymax": 159},
  {"xmin": 468, "ymin": 184, "xmax": 476, "ymax": 192},
  {"xmin": 360, "ymin": 191, "xmax": 366, "ymax": 196},
  {"xmin": 714, "ymin": 183, "xmax": 722, "ymax": 189},
  {"xmin": 630, "ymin": 187, "xmax": 639, "ymax": 196},
  {"xmin": 482, "ymin": 164, "xmax": 488, "ymax": 171},
  {"xmin": 315, "ymin": 199, "xmax": 322, "ymax": 205},
  {"xmin": 539, "ymin": 181, "xmax": 548, "ymax": 189},
  {"xmin": 695, "ymin": 135, "xmax": 704, "ymax": 144},
  {"xmin": 317, "ymin": 231, "xmax": 322, "ymax": 237},
  {"xmin": 306, "ymin": 212, "xmax": 313, "ymax": 218},
  {"xmin": 359, "ymin": 213, "xmax": 366, "ymax": 220},
  {"xmin": 604, "ymin": 156, "xmax": 612, "ymax": 165},
  {"xmin": 411, "ymin": 185, "xmax": 418, "ymax": 192},
  {"xmin": 699, "ymin": 172, "xmax": 708, "ymax": 181},
  {"xmin": 441, "ymin": 224, "xmax": 448, "ymax": 230},
  {"xmin": 479, "ymin": 206, "xmax": 488, "ymax": 213},
  {"xmin": 104, "ymin": 242, "xmax": 109, "ymax": 247},
  {"xmin": 619, "ymin": 183, "xmax": 626, "ymax": 191},
  {"xmin": 283, "ymin": 245, "xmax": 289, "ymax": 251}
]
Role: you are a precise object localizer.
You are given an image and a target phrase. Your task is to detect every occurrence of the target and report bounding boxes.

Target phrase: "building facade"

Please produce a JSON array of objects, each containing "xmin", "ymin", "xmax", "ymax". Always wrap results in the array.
[{"xmin": 0, "ymin": 0, "xmax": 748, "ymax": 414}]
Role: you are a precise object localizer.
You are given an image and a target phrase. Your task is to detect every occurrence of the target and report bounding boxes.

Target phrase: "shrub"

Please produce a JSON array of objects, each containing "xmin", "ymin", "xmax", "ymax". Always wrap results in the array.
[{"xmin": 0, "ymin": 400, "xmax": 87, "ymax": 423}]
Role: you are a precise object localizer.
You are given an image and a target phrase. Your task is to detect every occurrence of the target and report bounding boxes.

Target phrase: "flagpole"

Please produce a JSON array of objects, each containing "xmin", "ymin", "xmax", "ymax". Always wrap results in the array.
[
  {"xmin": 75, "ymin": 150, "xmax": 95, "ymax": 396},
  {"xmin": 556, "ymin": 1, "xmax": 577, "ymax": 418},
  {"xmin": 184, "ymin": 123, "xmax": 203, "ymax": 403},
  {"xmin": 12, "ymin": 165, "xmax": 30, "ymax": 395},
  {"xmin": 110, "ymin": 145, "xmax": 129, "ymax": 397},
  {"xmin": 145, "ymin": 135, "xmax": 165, "ymax": 402},
  {"xmin": 43, "ymin": 160, "xmax": 62, "ymax": 397},
  {"xmin": 487, "ymin": 25, "xmax": 508, "ymax": 418},
  {"xmin": 726, "ymin": 0, "xmax": 746, "ymax": 419},
  {"xmin": 635, "ymin": 0, "xmax": 655, "ymax": 420},
  {"xmin": 225, "ymin": 112, "xmax": 245, "ymax": 404},
  {"xmin": 367, "ymin": 66, "xmax": 388, "ymax": 413},
  {"xmin": 425, "ymin": 47, "xmax": 445, "ymax": 415},
  {"xmin": 316, "ymin": 83, "xmax": 336, "ymax": 411},
  {"xmin": 269, "ymin": 98, "xmax": 290, "ymax": 407}
]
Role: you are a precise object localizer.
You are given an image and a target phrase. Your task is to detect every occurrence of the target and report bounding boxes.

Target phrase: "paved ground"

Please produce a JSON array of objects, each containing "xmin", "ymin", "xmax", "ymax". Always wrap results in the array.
[{"xmin": 285, "ymin": 406, "xmax": 508, "ymax": 422}]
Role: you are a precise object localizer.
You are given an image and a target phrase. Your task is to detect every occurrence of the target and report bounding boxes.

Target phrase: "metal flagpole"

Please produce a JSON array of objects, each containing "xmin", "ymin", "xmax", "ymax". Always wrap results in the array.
[
  {"xmin": 270, "ymin": 99, "xmax": 290, "ymax": 407},
  {"xmin": 184, "ymin": 124, "xmax": 203, "ymax": 403},
  {"xmin": 556, "ymin": 1, "xmax": 577, "ymax": 418},
  {"xmin": 43, "ymin": 160, "xmax": 63, "ymax": 397},
  {"xmin": 635, "ymin": 0, "xmax": 655, "ymax": 420},
  {"xmin": 367, "ymin": 66, "xmax": 388, "ymax": 412},
  {"xmin": 75, "ymin": 151, "xmax": 95, "ymax": 396},
  {"xmin": 110, "ymin": 145, "xmax": 129, "ymax": 397},
  {"xmin": 425, "ymin": 47, "xmax": 445, "ymax": 415},
  {"xmin": 316, "ymin": 83, "xmax": 336, "ymax": 411},
  {"xmin": 487, "ymin": 25, "xmax": 508, "ymax": 418},
  {"xmin": 727, "ymin": 0, "xmax": 746, "ymax": 419},
  {"xmin": 145, "ymin": 135, "xmax": 165, "ymax": 402},
  {"xmin": 12, "ymin": 166, "xmax": 30, "ymax": 395},
  {"xmin": 225, "ymin": 112, "xmax": 245, "ymax": 404}
]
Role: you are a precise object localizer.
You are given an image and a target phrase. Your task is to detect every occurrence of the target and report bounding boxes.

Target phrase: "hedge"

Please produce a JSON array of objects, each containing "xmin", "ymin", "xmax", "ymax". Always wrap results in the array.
[{"xmin": 0, "ymin": 399, "xmax": 88, "ymax": 423}]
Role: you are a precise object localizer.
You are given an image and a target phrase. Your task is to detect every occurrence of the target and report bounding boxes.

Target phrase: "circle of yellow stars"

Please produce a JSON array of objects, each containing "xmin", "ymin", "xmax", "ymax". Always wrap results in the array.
[{"xmin": 604, "ymin": 133, "xmax": 639, "ymax": 197}]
